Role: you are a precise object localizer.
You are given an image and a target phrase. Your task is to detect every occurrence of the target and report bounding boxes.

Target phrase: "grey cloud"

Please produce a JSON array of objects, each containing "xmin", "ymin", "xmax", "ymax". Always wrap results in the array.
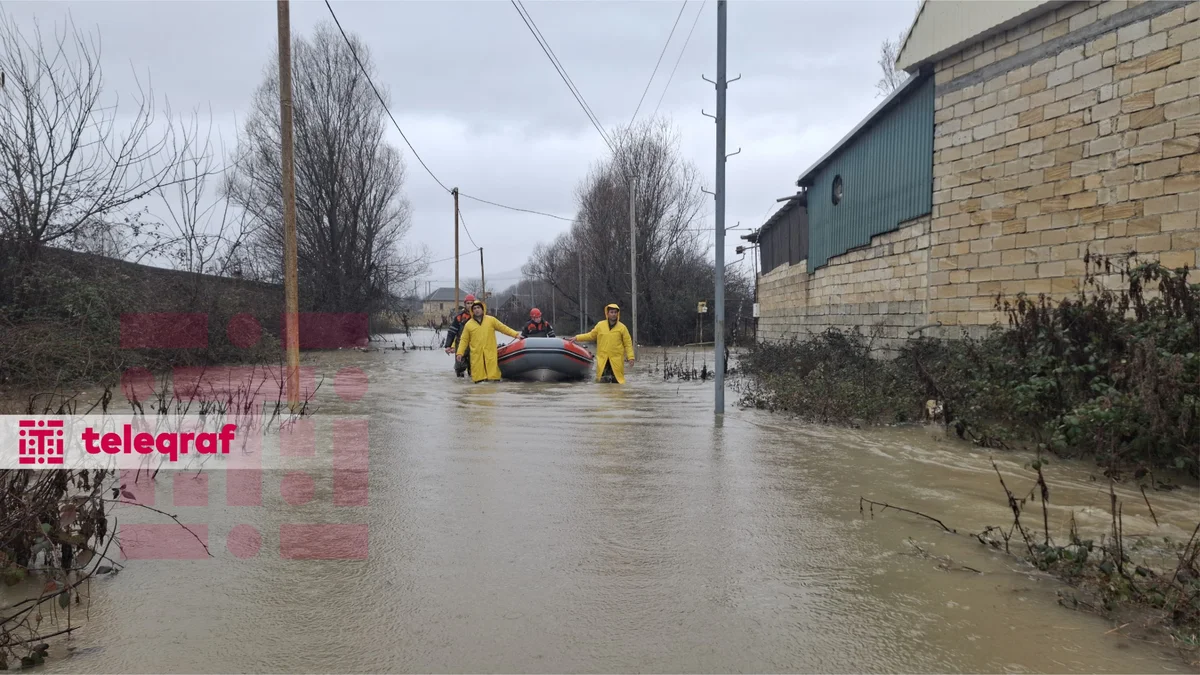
[{"xmin": 4, "ymin": 0, "xmax": 919, "ymax": 292}]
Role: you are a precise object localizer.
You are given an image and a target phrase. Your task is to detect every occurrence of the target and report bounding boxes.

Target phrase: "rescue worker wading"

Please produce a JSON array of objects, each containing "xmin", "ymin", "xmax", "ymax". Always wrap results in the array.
[
  {"xmin": 567, "ymin": 303, "xmax": 634, "ymax": 383},
  {"xmin": 456, "ymin": 300, "xmax": 521, "ymax": 383},
  {"xmin": 444, "ymin": 294, "xmax": 475, "ymax": 377},
  {"xmin": 518, "ymin": 308, "xmax": 556, "ymax": 339}
]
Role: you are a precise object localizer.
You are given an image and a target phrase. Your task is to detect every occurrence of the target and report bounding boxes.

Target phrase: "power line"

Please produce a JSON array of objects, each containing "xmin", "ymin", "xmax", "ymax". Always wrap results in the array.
[
  {"xmin": 458, "ymin": 192, "xmax": 574, "ymax": 222},
  {"xmin": 517, "ymin": 0, "xmax": 612, "ymax": 149},
  {"xmin": 322, "ymin": 0, "xmax": 584, "ymax": 228},
  {"xmin": 510, "ymin": 0, "xmax": 614, "ymax": 151},
  {"xmin": 427, "ymin": 247, "xmax": 481, "ymax": 266},
  {"xmin": 652, "ymin": 0, "xmax": 707, "ymax": 119},
  {"xmin": 323, "ymin": 0, "xmax": 450, "ymax": 193},
  {"xmin": 457, "ymin": 206, "xmax": 480, "ymax": 249},
  {"xmin": 630, "ymin": 0, "xmax": 688, "ymax": 126}
]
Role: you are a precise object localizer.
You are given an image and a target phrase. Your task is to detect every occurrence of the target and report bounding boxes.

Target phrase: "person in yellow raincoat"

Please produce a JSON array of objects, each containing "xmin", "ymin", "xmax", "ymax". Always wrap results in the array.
[
  {"xmin": 567, "ymin": 303, "xmax": 635, "ymax": 383},
  {"xmin": 456, "ymin": 300, "xmax": 520, "ymax": 382}
]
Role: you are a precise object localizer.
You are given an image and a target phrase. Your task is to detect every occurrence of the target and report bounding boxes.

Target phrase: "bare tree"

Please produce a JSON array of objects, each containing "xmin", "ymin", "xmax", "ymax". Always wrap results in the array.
[
  {"xmin": 521, "ymin": 118, "xmax": 755, "ymax": 345},
  {"xmin": 0, "ymin": 11, "xmax": 186, "ymax": 302},
  {"xmin": 137, "ymin": 111, "xmax": 257, "ymax": 281},
  {"xmin": 461, "ymin": 278, "xmax": 498, "ymax": 301},
  {"xmin": 227, "ymin": 21, "xmax": 427, "ymax": 315},
  {"xmin": 876, "ymin": 31, "xmax": 909, "ymax": 97}
]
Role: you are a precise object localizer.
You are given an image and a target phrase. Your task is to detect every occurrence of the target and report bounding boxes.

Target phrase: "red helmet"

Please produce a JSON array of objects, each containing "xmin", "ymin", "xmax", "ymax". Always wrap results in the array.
[
  {"xmin": 530, "ymin": 308, "xmax": 542, "ymax": 319},
  {"xmin": 463, "ymin": 294, "xmax": 476, "ymax": 304}
]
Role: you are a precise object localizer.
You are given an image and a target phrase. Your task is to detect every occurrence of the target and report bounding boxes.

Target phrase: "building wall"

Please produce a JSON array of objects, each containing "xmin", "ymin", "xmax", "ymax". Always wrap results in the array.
[
  {"xmin": 756, "ymin": 215, "xmax": 931, "ymax": 354},
  {"xmin": 421, "ymin": 300, "xmax": 450, "ymax": 324},
  {"xmin": 929, "ymin": 0, "xmax": 1200, "ymax": 329}
]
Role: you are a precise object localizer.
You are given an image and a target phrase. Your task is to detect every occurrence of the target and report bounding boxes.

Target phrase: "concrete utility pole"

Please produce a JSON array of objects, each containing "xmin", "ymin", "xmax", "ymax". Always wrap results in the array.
[
  {"xmin": 629, "ymin": 174, "xmax": 638, "ymax": 348},
  {"xmin": 479, "ymin": 248, "xmax": 486, "ymax": 308},
  {"xmin": 453, "ymin": 187, "xmax": 460, "ymax": 308},
  {"xmin": 713, "ymin": 0, "xmax": 728, "ymax": 414},
  {"xmin": 578, "ymin": 251, "xmax": 584, "ymax": 333},
  {"xmin": 277, "ymin": 0, "xmax": 301, "ymax": 410}
]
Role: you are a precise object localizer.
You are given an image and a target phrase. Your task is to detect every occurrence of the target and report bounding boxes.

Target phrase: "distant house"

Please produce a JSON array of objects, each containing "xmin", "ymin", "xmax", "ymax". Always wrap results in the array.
[{"xmin": 421, "ymin": 287, "xmax": 463, "ymax": 324}]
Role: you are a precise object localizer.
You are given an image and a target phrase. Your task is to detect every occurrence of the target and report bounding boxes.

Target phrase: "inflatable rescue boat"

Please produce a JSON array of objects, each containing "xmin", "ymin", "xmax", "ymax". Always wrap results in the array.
[{"xmin": 497, "ymin": 337, "xmax": 594, "ymax": 381}]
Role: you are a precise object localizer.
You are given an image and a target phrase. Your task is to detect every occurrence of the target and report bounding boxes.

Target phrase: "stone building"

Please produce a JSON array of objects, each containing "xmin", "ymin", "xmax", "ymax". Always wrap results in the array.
[
  {"xmin": 751, "ymin": 0, "xmax": 1200, "ymax": 352},
  {"xmin": 421, "ymin": 287, "xmax": 461, "ymax": 325}
]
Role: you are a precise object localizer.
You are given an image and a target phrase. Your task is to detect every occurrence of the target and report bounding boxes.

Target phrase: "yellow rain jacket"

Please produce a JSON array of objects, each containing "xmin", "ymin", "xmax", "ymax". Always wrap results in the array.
[
  {"xmin": 575, "ymin": 303, "xmax": 635, "ymax": 383},
  {"xmin": 456, "ymin": 302, "xmax": 520, "ymax": 382}
]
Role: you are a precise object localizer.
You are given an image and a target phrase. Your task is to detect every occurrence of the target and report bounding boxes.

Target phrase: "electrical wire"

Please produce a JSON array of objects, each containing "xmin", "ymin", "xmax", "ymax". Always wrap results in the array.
[
  {"xmin": 323, "ymin": 0, "xmax": 450, "ymax": 193},
  {"xmin": 458, "ymin": 192, "xmax": 574, "ymax": 222},
  {"xmin": 630, "ymin": 0, "xmax": 688, "ymax": 126},
  {"xmin": 322, "ymin": 0, "xmax": 586, "ymax": 227},
  {"xmin": 518, "ymin": 0, "xmax": 612, "ymax": 149},
  {"xmin": 457, "ymin": 207, "xmax": 480, "ymax": 249},
  {"xmin": 426, "ymin": 247, "xmax": 482, "ymax": 265},
  {"xmin": 652, "ymin": 0, "xmax": 706, "ymax": 119},
  {"xmin": 510, "ymin": 0, "xmax": 614, "ymax": 151}
]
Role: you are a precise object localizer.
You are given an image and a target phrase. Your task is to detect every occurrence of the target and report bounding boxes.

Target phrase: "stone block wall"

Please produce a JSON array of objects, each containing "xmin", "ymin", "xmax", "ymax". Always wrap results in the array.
[
  {"xmin": 929, "ymin": 0, "xmax": 1200, "ymax": 328},
  {"xmin": 756, "ymin": 216, "xmax": 931, "ymax": 353}
]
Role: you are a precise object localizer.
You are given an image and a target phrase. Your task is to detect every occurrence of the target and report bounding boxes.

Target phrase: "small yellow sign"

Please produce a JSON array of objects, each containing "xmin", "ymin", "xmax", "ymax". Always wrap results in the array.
[{"xmin": 697, "ymin": 301, "xmax": 707, "ymax": 314}]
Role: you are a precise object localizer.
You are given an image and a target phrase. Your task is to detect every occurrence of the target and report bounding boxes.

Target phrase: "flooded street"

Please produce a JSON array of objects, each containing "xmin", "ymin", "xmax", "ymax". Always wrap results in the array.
[{"xmin": 31, "ymin": 329, "xmax": 1200, "ymax": 672}]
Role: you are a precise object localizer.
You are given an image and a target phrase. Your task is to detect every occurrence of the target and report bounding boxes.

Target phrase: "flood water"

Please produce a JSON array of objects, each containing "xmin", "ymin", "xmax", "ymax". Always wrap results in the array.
[{"xmin": 20, "ymin": 328, "xmax": 1200, "ymax": 672}]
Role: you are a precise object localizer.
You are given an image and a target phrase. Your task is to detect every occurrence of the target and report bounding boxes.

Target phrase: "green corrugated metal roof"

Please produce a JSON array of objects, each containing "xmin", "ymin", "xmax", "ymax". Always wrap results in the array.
[
  {"xmin": 803, "ymin": 72, "xmax": 935, "ymax": 271},
  {"xmin": 796, "ymin": 70, "xmax": 931, "ymax": 188}
]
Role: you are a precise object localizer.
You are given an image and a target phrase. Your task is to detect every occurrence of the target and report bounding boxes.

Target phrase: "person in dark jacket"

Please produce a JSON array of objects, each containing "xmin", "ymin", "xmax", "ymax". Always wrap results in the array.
[
  {"xmin": 518, "ymin": 308, "xmax": 556, "ymax": 339},
  {"xmin": 444, "ymin": 294, "xmax": 475, "ymax": 377}
]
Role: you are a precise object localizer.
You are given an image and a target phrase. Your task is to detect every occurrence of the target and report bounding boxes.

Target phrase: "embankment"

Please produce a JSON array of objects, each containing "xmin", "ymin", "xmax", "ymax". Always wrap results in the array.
[{"xmin": 1, "ymin": 247, "xmax": 285, "ymax": 391}]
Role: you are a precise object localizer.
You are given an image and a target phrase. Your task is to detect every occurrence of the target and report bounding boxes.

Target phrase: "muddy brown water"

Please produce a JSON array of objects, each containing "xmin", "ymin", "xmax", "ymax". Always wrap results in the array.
[{"xmin": 10, "ymin": 329, "xmax": 1200, "ymax": 673}]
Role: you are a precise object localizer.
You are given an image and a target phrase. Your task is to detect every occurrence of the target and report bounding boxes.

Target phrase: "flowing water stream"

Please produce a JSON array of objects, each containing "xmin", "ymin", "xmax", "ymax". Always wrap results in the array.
[{"xmin": 11, "ymin": 328, "xmax": 1200, "ymax": 673}]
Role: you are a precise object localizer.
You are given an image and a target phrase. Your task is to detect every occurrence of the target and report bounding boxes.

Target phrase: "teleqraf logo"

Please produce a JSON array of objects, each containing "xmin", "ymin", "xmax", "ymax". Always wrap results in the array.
[
  {"xmin": 18, "ymin": 419, "xmax": 65, "ymax": 465},
  {"xmin": 83, "ymin": 423, "xmax": 238, "ymax": 461}
]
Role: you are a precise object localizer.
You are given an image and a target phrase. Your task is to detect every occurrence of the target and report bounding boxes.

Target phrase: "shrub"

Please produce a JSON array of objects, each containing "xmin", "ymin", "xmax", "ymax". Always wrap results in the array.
[{"xmin": 739, "ymin": 253, "xmax": 1200, "ymax": 478}]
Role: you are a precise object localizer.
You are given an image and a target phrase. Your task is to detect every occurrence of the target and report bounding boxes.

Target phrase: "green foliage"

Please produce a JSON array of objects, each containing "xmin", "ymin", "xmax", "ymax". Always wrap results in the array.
[{"xmin": 739, "ymin": 253, "xmax": 1200, "ymax": 477}]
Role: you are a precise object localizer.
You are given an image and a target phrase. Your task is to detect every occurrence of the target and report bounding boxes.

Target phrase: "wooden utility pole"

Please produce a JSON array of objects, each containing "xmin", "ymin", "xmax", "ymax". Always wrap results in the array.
[
  {"xmin": 278, "ymin": 0, "xmax": 301, "ymax": 410},
  {"xmin": 453, "ymin": 188, "xmax": 460, "ymax": 308}
]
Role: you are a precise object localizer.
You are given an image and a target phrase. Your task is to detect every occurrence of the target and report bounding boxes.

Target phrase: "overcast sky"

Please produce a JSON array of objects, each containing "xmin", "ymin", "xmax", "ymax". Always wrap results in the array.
[{"xmin": 2, "ymin": 0, "xmax": 919, "ymax": 295}]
